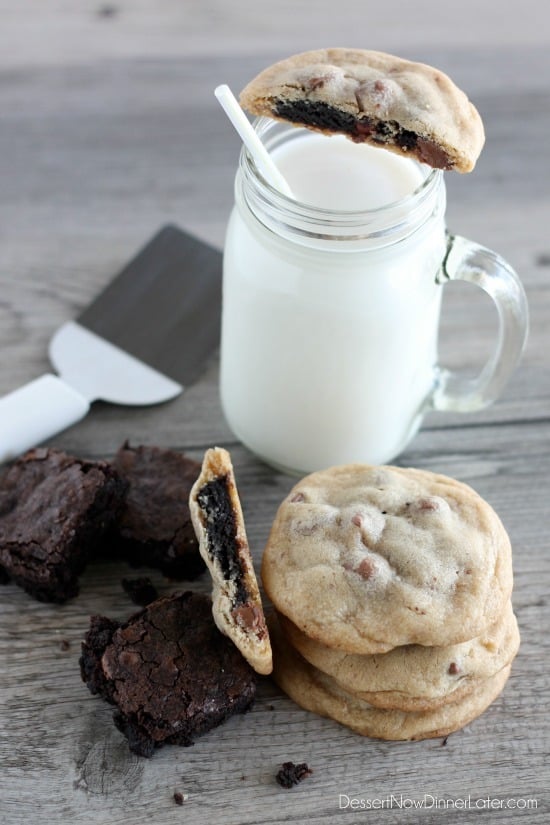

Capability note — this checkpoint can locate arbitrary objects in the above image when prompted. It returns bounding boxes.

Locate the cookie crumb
[60,639,71,651]
[441,735,449,747]
[121,577,159,606]
[173,791,186,805]
[275,761,313,788]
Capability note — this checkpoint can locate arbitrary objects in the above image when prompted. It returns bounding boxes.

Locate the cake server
[0,225,222,463]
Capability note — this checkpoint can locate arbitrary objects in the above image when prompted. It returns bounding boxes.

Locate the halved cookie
[190,447,272,675]
[240,48,485,172]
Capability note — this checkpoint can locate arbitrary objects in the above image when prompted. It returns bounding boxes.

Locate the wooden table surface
[1,2,549,823]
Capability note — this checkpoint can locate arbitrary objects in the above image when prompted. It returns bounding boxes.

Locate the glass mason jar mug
[220,119,528,475]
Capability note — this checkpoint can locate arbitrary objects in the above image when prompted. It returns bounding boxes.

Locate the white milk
[220,124,448,473]
[274,133,425,210]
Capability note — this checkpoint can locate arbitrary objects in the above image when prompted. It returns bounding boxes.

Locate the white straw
[214,84,293,197]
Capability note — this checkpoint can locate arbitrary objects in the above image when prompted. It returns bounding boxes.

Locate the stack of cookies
[262,464,519,740]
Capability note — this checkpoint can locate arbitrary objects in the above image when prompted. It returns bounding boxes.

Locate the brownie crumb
[173,791,185,805]
[121,576,159,606]
[60,639,71,651]
[275,761,313,789]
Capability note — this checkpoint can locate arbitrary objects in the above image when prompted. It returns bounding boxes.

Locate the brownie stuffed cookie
[262,464,513,655]
[240,48,485,172]
[190,447,273,675]
[269,616,511,742]
[277,600,519,712]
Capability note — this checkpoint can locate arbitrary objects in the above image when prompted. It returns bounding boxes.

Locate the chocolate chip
[306,76,330,91]
[418,498,440,512]
[356,558,376,580]
[416,137,452,169]
[231,603,264,633]
[173,791,185,805]
[448,662,460,675]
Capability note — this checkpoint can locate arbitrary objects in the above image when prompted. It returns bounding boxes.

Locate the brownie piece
[275,761,313,789]
[0,447,127,603]
[80,591,257,757]
[112,443,205,580]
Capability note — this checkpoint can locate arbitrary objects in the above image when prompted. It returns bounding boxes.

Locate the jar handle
[432,234,529,412]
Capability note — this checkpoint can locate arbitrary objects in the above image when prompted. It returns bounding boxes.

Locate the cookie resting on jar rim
[217,49,528,475]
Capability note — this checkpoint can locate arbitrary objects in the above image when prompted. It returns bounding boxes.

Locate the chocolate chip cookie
[277,600,519,711]
[240,48,485,172]
[269,616,511,741]
[262,464,513,654]
[190,447,272,675]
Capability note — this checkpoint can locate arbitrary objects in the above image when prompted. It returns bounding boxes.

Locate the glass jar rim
[238,117,443,243]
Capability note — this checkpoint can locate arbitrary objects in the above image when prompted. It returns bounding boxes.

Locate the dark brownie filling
[276,99,357,133]
[196,476,249,606]
[273,99,452,169]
